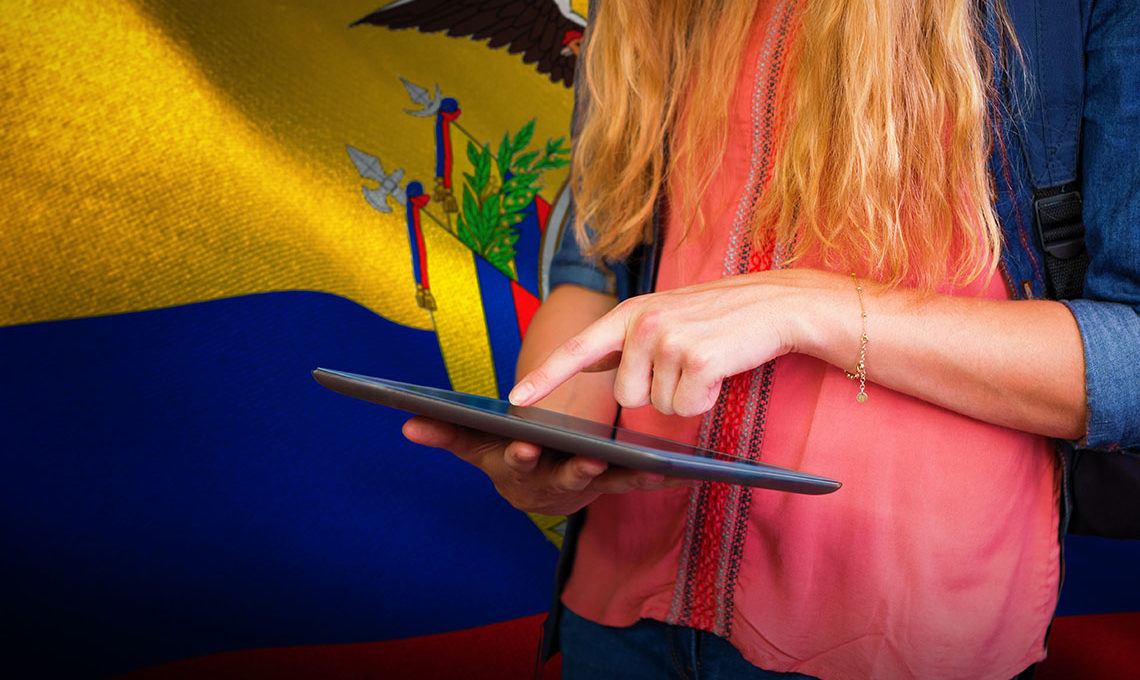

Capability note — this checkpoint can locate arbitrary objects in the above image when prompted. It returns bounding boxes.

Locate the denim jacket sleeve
[546,0,645,303]
[1062,0,1140,449]
[548,214,634,300]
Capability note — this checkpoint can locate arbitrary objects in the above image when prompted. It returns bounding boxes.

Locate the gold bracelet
[844,273,868,402]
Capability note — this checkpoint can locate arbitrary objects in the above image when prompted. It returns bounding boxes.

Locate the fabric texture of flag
[0,1,1136,679]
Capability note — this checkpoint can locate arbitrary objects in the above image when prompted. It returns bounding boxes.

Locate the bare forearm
[799,273,1087,440]
[517,284,620,423]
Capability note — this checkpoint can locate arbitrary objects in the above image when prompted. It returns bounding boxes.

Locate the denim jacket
[548,0,1140,452]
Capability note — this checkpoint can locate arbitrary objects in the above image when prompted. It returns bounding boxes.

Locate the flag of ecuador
[0,1,1136,679]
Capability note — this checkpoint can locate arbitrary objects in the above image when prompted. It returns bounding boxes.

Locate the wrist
[784,270,863,369]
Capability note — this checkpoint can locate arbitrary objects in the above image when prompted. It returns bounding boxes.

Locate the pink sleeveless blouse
[561,2,1060,679]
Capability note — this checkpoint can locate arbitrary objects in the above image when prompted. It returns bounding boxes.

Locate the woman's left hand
[510,269,846,417]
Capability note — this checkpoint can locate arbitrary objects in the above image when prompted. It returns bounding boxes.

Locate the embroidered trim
[667,0,799,637]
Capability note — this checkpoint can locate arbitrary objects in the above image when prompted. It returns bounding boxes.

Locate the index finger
[508,310,628,406]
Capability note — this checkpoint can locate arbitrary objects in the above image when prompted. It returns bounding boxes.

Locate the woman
[404,0,1140,678]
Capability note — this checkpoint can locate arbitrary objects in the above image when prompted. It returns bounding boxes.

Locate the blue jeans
[558,606,819,680]
[558,606,1039,680]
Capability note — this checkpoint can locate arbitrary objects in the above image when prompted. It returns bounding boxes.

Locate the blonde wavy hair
[571,0,1008,289]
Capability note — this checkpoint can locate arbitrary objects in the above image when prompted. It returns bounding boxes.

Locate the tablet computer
[313,368,841,495]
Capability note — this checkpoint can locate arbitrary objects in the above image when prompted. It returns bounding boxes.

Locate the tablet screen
[377,376,723,457]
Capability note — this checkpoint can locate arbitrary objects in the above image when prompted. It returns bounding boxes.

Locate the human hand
[402,416,688,516]
[510,270,846,417]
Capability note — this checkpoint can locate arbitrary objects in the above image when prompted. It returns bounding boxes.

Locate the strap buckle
[1034,189,1085,260]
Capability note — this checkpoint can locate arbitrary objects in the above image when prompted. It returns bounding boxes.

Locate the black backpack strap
[1034,183,1087,299]
[1007,0,1088,299]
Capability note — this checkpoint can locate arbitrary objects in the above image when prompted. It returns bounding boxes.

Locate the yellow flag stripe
[0,0,574,396]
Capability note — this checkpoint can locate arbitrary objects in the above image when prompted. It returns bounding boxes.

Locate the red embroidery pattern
[667,0,798,638]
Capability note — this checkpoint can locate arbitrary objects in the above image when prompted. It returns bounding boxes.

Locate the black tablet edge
[312,367,841,495]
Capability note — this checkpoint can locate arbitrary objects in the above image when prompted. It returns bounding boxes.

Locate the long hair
[571,0,1006,289]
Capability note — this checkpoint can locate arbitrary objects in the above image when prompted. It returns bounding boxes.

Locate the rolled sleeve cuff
[548,252,617,296]
[548,217,628,298]
[1063,298,1140,449]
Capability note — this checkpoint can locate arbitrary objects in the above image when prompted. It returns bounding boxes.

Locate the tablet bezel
[313,368,840,495]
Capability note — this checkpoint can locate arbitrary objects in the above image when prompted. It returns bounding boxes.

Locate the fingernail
[509,381,533,405]
[510,447,537,464]
[581,460,607,476]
